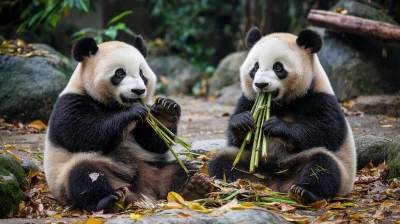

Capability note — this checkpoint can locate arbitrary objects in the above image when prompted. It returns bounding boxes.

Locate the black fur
[140,69,148,85]
[72,37,99,62]
[245,27,262,49]
[290,153,341,204]
[249,62,259,79]
[48,93,148,153]
[296,29,322,54]
[273,62,288,79]
[111,69,126,86]
[68,162,114,211]
[227,95,255,147]
[133,35,148,57]
[228,91,347,152]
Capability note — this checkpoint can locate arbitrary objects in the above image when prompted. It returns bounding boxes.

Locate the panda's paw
[95,186,129,213]
[230,111,255,132]
[152,97,181,116]
[262,116,289,139]
[289,184,321,205]
[179,172,214,201]
[131,104,148,121]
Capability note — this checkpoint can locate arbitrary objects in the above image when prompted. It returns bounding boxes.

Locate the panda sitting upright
[44,36,194,212]
[209,28,356,205]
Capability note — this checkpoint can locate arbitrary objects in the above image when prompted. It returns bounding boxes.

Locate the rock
[106,209,286,224]
[210,51,248,96]
[388,136,400,179]
[0,44,74,122]
[0,155,27,218]
[215,83,242,106]
[352,95,400,116]
[173,139,226,156]
[317,1,400,102]
[355,135,391,170]
[147,56,202,95]
[0,155,27,187]
[20,159,40,174]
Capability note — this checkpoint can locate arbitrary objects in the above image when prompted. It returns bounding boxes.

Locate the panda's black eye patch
[139,68,148,85]
[249,62,259,79]
[273,62,288,79]
[111,68,126,85]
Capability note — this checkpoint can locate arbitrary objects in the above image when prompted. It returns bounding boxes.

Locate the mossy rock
[0,43,74,122]
[388,136,400,179]
[0,155,27,218]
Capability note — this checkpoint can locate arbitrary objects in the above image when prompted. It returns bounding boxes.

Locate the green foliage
[17,0,91,33]
[71,10,135,43]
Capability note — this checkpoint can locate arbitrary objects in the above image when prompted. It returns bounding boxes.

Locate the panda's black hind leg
[68,162,127,212]
[289,153,341,204]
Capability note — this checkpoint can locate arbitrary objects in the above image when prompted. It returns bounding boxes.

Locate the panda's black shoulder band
[245,27,262,49]
[72,37,99,62]
[296,29,322,54]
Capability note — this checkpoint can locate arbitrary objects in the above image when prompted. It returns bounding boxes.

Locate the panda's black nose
[131,89,146,96]
[255,83,269,89]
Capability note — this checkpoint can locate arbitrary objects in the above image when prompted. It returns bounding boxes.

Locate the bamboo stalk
[261,93,272,158]
[139,100,190,173]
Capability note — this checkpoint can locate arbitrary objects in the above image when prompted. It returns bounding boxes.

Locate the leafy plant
[17,0,92,33]
[71,10,135,43]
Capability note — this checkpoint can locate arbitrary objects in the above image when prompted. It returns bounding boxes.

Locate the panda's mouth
[120,94,139,104]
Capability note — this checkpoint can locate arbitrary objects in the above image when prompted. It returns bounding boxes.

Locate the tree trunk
[307,9,400,43]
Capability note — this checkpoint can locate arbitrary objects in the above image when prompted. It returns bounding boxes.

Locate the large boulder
[215,83,242,106]
[147,56,202,95]
[388,136,400,179]
[0,43,74,123]
[355,135,391,170]
[209,51,248,96]
[317,0,400,101]
[0,155,27,218]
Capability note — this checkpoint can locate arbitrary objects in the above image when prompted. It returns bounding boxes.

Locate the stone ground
[1,96,399,223]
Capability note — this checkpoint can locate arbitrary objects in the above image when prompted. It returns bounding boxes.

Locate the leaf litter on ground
[2,133,400,223]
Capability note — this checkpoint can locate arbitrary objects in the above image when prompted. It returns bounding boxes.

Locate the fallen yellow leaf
[164,201,183,209]
[28,120,47,130]
[51,214,62,219]
[85,217,103,224]
[167,191,185,203]
[326,202,345,209]
[199,163,209,175]
[130,213,142,220]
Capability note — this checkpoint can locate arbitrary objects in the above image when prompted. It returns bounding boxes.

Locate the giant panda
[208,28,356,205]
[44,36,201,213]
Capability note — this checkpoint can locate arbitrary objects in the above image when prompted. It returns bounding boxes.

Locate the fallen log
[307,9,400,44]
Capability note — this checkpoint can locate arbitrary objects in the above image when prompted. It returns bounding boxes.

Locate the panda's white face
[240,35,314,102]
[80,42,156,107]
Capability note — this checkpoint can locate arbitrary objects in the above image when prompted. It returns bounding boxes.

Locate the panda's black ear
[296,29,322,54]
[245,27,262,49]
[133,35,148,57]
[72,37,98,62]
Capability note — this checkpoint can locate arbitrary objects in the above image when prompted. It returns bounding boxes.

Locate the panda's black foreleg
[68,162,127,212]
[289,153,340,204]
[208,150,253,182]
[132,97,181,154]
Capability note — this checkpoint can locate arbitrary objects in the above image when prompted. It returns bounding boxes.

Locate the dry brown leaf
[164,201,183,209]
[281,213,310,223]
[280,202,296,212]
[309,199,327,210]
[326,202,345,209]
